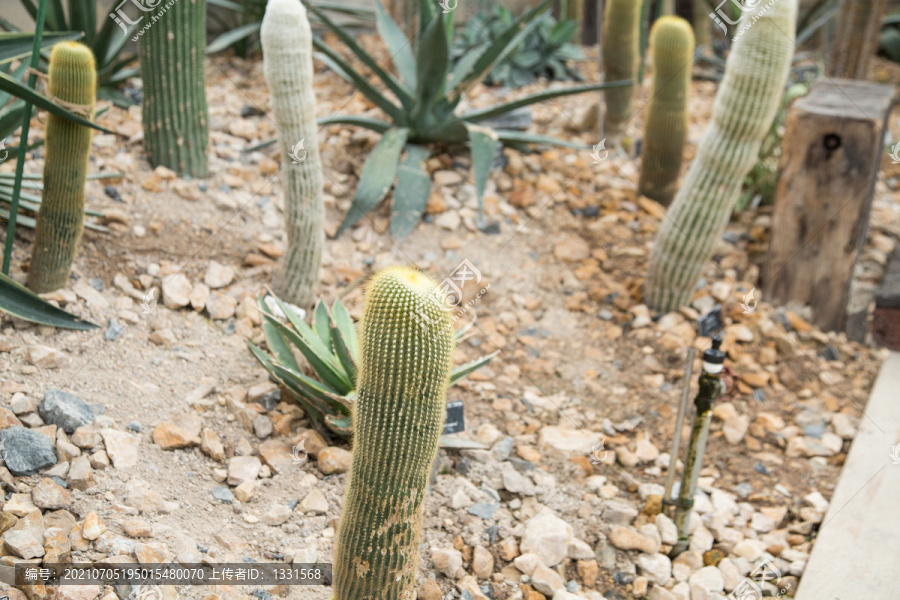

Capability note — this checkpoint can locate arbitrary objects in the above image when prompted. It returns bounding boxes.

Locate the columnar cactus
[334,267,454,600]
[602,0,641,142]
[638,16,694,206]
[29,42,96,293]
[261,0,324,308]
[692,0,712,52]
[138,0,209,177]
[644,0,797,312]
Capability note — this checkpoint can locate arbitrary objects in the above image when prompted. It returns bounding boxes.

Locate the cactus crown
[48,42,96,108]
[651,16,694,61]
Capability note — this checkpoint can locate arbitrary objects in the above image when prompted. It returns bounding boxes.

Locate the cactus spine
[28,42,96,293]
[638,16,694,206]
[261,0,324,308]
[644,0,797,313]
[138,0,209,177]
[602,0,641,142]
[334,267,454,600]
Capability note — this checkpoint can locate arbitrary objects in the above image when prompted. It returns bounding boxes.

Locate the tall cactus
[638,16,694,206]
[138,0,208,177]
[261,0,324,308]
[602,0,641,142]
[644,0,797,313]
[28,42,96,293]
[334,267,454,600]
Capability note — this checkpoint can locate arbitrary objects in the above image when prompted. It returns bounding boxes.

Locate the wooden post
[763,78,894,336]
[827,0,888,80]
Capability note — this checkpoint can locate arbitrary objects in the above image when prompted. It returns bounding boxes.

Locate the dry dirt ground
[1,39,900,600]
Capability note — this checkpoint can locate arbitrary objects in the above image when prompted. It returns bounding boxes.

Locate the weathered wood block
[763,78,894,336]
[873,246,900,349]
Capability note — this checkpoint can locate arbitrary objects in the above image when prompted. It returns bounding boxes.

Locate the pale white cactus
[261,0,324,308]
[644,0,798,313]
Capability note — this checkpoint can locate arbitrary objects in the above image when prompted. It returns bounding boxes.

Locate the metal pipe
[663,347,696,505]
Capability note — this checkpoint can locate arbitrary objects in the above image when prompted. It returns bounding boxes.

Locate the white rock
[300,489,328,514]
[162,273,192,309]
[688,566,724,593]
[717,558,741,593]
[101,429,140,469]
[830,413,857,439]
[723,415,749,444]
[567,538,594,560]
[538,426,602,458]
[451,488,471,510]
[431,547,463,579]
[609,526,659,554]
[502,462,535,496]
[732,540,766,562]
[26,345,67,368]
[204,261,235,289]
[292,547,318,563]
[803,491,829,513]
[519,511,573,567]
[532,564,565,596]
[513,552,541,575]
[637,553,672,586]
[750,512,775,533]
[648,587,677,600]
[655,513,678,545]
[691,527,714,552]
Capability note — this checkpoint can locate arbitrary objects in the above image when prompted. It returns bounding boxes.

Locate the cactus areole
[333,267,454,600]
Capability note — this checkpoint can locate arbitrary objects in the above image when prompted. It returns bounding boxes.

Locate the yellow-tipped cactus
[334,267,454,600]
[644,0,797,312]
[261,0,324,308]
[602,0,641,142]
[28,42,96,293]
[138,0,208,177]
[638,16,694,206]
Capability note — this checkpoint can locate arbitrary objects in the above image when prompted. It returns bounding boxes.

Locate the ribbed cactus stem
[261,0,324,308]
[138,0,208,177]
[602,0,641,142]
[334,267,454,600]
[692,0,711,52]
[644,0,796,313]
[28,42,96,293]
[639,16,693,206]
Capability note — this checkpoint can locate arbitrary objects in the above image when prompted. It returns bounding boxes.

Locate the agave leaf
[493,129,591,150]
[0,31,82,65]
[443,0,552,107]
[450,350,500,386]
[207,22,261,54]
[324,413,353,437]
[0,70,114,134]
[0,272,97,330]
[310,5,413,110]
[336,127,409,236]
[258,297,301,372]
[411,13,449,124]
[330,299,360,364]
[373,0,416,89]
[264,305,353,395]
[247,342,325,428]
[329,317,358,387]
[462,81,630,123]
[268,360,352,414]
[418,0,438,43]
[390,144,431,241]
[466,124,499,218]
[313,300,332,348]
[312,39,407,125]
[316,115,393,133]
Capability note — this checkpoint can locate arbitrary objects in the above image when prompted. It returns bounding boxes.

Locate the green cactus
[602,0,641,142]
[644,0,797,313]
[138,0,209,177]
[28,42,96,293]
[692,0,712,52]
[638,16,694,206]
[334,266,454,600]
[260,0,324,308]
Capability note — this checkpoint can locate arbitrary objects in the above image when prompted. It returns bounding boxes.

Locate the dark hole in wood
[823,133,841,151]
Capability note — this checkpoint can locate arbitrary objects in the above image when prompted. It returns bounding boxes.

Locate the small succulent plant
[247,293,497,438]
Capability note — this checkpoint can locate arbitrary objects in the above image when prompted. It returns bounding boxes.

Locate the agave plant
[311,0,629,240]
[0,0,140,106]
[450,6,585,88]
[247,294,497,438]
